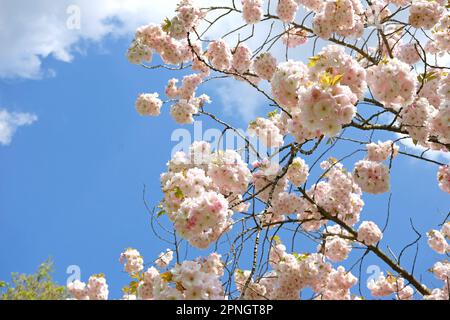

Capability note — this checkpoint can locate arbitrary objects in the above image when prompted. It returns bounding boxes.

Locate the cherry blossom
[120,248,144,275]
[77,0,450,301]
[271,60,309,109]
[248,117,284,148]
[277,0,299,23]
[242,0,264,24]
[253,52,277,81]
[427,229,448,254]
[135,93,163,116]
[353,160,390,194]
[357,221,383,246]
[367,58,417,108]
[287,157,309,186]
[408,1,444,30]
[68,274,109,300]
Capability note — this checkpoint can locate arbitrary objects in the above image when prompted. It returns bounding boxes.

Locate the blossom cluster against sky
[0,0,448,298]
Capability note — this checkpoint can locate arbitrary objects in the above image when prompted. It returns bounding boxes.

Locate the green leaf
[271,235,282,245]
[267,109,278,119]
[293,252,309,262]
[173,186,184,199]
[157,209,167,217]
[308,55,320,68]
[162,17,172,33]
[161,271,173,282]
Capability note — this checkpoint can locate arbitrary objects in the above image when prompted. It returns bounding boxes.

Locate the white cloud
[0,109,38,145]
[0,0,275,115]
[0,1,317,119]
[0,0,190,79]
[214,79,270,122]
[397,134,450,163]
[0,0,252,79]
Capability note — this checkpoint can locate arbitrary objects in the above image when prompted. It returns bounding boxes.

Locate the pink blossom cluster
[297,84,357,137]
[207,150,252,194]
[169,100,199,124]
[160,142,252,247]
[287,111,321,144]
[234,269,270,299]
[137,252,225,300]
[269,110,289,135]
[418,70,444,108]
[352,141,397,195]
[252,160,288,203]
[357,221,383,246]
[68,274,109,300]
[271,60,309,109]
[120,248,144,275]
[426,14,450,54]
[367,58,417,108]
[425,284,449,300]
[442,222,450,238]
[298,160,364,229]
[439,73,450,102]
[232,43,253,74]
[266,191,302,225]
[269,249,332,298]
[366,140,399,162]
[368,273,414,300]
[408,0,444,30]
[431,260,450,282]
[155,249,174,269]
[137,72,209,124]
[242,0,264,24]
[277,0,299,23]
[313,0,364,39]
[320,266,357,300]
[296,0,323,12]
[400,98,437,147]
[137,267,160,299]
[178,74,204,100]
[166,0,205,39]
[206,39,233,71]
[175,0,205,32]
[237,241,358,300]
[387,0,411,6]
[308,45,367,99]
[161,167,214,214]
[322,225,352,262]
[135,93,162,116]
[163,75,210,124]
[287,157,309,186]
[425,257,449,300]
[248,117,284,148]
[365,0,391,27]
[425,257,449,298]
[133,24,191,65]
[430,102,450,145]
[437,165,450,194]
[171,188,231,249]
[394,43,421,65]
[253,53,277,81]
[282,28,308,48]
[353,160,390,194]
[127,39,152,65]
[427,229,449,254]
[169,254,225,299]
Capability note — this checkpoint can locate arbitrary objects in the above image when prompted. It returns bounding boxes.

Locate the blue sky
[0,1,449,299]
